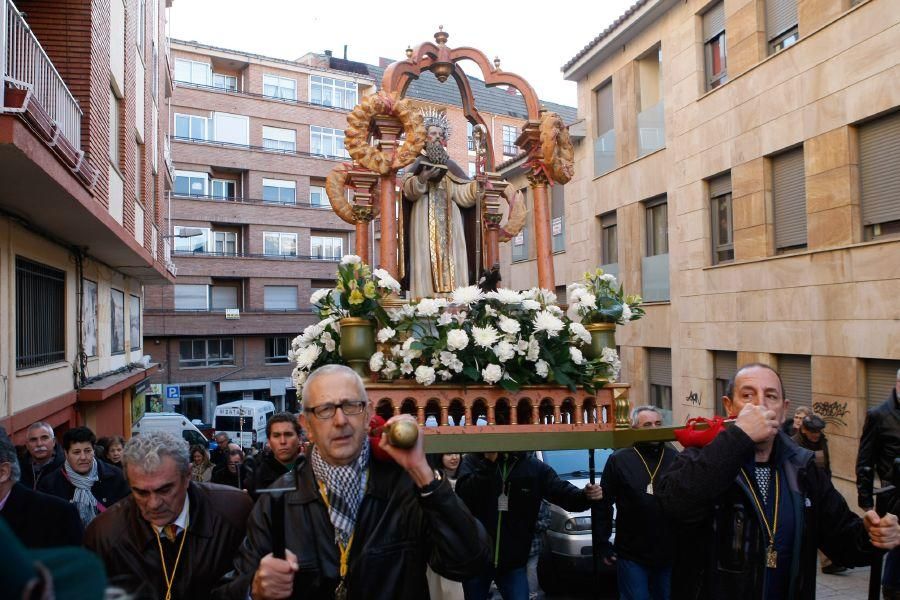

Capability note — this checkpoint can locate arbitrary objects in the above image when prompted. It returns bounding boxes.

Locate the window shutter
[772,147,807,249]
[766,0,798,39]
[703,2,726,41]
[708,172,731,198]
[264,286,298,310]
[648,348,672,386]
[859,111,900,227]
[867,359,900,409]
[714,351,737,381]
[596,82,614,134]
[262,126,296,144]
[212,112,248,145]
[211,286,237,310]
[174,285,208,310]
[779,354,811,410]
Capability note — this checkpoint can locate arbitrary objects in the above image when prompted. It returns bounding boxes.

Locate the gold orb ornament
[385,420,419,449]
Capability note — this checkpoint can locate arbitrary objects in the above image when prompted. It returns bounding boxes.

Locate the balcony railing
[172,135,350,161]
[1,0,82,150]
[174,79,353,113]
[173,249,341,262]
[171,191,334,209]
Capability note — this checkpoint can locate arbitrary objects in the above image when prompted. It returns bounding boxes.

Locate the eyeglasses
[305,400,367,420]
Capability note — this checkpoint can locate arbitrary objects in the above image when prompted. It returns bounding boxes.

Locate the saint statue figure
[401,109,481,298]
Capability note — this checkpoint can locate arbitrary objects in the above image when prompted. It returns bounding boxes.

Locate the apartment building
[0,0,174,442]
[540,0,900,501]
[144,40,574,423]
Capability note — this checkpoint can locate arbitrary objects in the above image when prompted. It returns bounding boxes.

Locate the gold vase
[339,317,376,380]
[583,322,616,360]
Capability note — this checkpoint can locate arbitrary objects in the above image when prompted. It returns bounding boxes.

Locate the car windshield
[543,449,613,479]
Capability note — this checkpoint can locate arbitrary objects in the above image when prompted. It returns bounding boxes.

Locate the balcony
[173,251,341,279]
[174,79,353,113]
[172,136,344,178]
[144,308,318,337]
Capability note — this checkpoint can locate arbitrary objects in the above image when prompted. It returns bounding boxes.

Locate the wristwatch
[417,469,443,496]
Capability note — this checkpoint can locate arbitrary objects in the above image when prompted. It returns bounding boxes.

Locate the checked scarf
[64,459,100,527]
[310,439,370,546]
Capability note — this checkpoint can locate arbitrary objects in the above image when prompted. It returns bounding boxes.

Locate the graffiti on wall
[812,401,850,428]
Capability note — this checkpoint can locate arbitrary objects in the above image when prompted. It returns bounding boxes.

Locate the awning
[77,364,160,402]
[218,377,292,395]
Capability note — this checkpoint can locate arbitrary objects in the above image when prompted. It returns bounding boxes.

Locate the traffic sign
[165,385,180,400]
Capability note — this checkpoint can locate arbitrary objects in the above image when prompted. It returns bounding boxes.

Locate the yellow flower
[348,279,358,290]
[349,289,365,305]
[335,280,345,292]
[363,281,377,299]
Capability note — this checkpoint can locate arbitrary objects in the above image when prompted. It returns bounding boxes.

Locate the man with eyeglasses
[215,364,490,600]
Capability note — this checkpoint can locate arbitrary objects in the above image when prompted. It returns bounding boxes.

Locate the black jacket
[37,459,131,510]
[18,444,65,489]
[85,482,253,599]
[211,462,253,489]
[856,389,900,509]
[214,453,490,600]
[0,482,83,548]
[246,450,297,500]
[657,427,879,600]
[455,452,592,572]
[597,443,678,566]
[210,446,229,468]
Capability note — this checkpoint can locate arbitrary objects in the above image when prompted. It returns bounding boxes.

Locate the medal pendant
[646,482,653,495]
[766,545,777,569]
[335,580,347,600]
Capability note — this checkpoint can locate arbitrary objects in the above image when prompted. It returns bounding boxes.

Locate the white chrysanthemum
[498,315,521,335]
[451,285,484,306]
[472,325,500,348]
[340,254,362,266]
[377,327,396,343]
[533,310,565,337]
[621,303,633,321]
[437,312,453,326]
[481,364,503,384]
[415,365,436,386]
[291,366,308,388]
[580,293,597,310]
[521,299,541,312]
[369,351,384,372]
[373,268,401,292]
[446,329,470,351]
[488,288,522,304]
[453,311,468,325]
[295,344,321,370]
[438,369,453,381]
[516,338,530,355]
[493,341,515,363]
[547,305,564,317]
[536,288,557,304]
[566,303,583,323]
[569,347,585,365]
[569,322,591,345]
[310,288,331,305]
[568,283,587,303]
[526,336,540,361]
[535,359,549,378]
[600,273,617,284]
[416,297,446,317]
[321,332,336,353]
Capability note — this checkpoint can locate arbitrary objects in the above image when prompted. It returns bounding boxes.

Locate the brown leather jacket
[85,482,253,599]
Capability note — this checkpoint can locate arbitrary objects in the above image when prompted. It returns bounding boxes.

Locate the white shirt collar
[152,492,190,534]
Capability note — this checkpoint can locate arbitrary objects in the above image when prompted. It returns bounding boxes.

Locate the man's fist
[252,550,299,599]
[734,403,780,444]
[864,511,900,549]
[584,483,603,501]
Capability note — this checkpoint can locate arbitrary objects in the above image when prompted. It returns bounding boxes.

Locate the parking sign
[165,385,180,400]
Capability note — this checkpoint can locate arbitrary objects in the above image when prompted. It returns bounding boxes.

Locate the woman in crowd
[426,453,465,600]
[190,444,214,482]
[99,436,125,469]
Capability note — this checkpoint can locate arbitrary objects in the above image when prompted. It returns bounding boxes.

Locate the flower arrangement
[311,255,401,323]
[566,268,644,325]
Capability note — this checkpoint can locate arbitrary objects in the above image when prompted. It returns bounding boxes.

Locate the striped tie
[163,524,178,543]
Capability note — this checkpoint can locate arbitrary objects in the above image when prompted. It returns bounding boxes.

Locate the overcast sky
[169,0,635,108]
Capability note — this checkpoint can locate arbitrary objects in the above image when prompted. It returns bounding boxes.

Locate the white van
[214,400,275,449]
[132,413,209,448]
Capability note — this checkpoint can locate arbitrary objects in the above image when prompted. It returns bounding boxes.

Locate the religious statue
[401,108,482,298]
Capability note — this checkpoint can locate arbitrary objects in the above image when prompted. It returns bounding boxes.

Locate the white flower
[438,369,453,381]
[437,312,453,326]
[377,327,396,343]
[567,283,586,303]
[369,351,384,372]
[521,299,541,311]
[498,315,521,335]
[415,365,436,386]
[291,366,308,388]
[493,341,515,363]
[566,302,583,323]
[516,338,530,355]
[621,303,633,321]
[295,344,321,370]
[321,332,336,352]
[453,311,468,325]
[569,347,585,365]
[401,336,422,359]
[569,322,591,345]
[488,288,522,304]
[481,364,503,384]
[446,329,470,351]
[391,344,403,358]
[451,285,484,306]
[439,351,456,367]
[373,268,401,292]
[535,359,549,378]
[526,336,540,361]
[580,293,597,310]
[416,297,446,317]
[310,288,331,305]
[484,305,498,317]
[340,254,362,266]
[533,310,565,337]
[547,305,564,317]
[536,288,557,304]
[472,325,500,348]
[601,273,617,284]
[400,361,414,375]
[601,347,622,382]
[383,360,398,376]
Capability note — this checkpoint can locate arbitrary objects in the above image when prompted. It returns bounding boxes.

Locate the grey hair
[27,421,55,438]
[301,364,368,410]
[631,405,662,427]
[122,431,191,476]
[896,368,900,380]
[794,406,811,417]
[0,428,22,482]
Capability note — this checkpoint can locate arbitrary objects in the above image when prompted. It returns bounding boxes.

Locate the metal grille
[778,354,811,410]
[772,147,807,250]
[16,257,65,370]
[867,359,900,410]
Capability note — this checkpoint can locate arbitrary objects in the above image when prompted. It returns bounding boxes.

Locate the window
[15,257,65,370]
[468,162,476,178]
[173,226,210,252]
[173,59,211,85]
[772,146,807,252]
[310,185,328,207]
[136,0,146,55]
[310,126,349,158]
[778,354,811,411]
[646,196,668,256]
[511,188,529,262]
[310,75,358,109]
[213,73,238,91]
[709,172,734,264]
[648,348,672,423]
[713,350,737,417]
[703,2,727,90]
[110,288,125,354]
[262,126,297,152]
[310,235,344,260]
[213,231,237,255]
[212,112,249,146]
[262,179,296,204]
[210,284,238,310]
[637,45,664,156]
[82,279,98,358]
[174,170,208,197]
[265,337,291,364]
[174,284,209,311]
[867,359,900,409]
[502,125,518,156]
[264,286,298,311]
[152,42,159,99]
[129,294,141,350]
[211,179,237,200]
[467,122,475,152]
[600,211,618,267]
[859,111,900,240]
[594,81,615,175]
[263,74,296,100]
[551,183,565,253]
[643,196,670,302]
[766,0,799,54]
[179,338,234,367]
[264,232,298,256]
[109,88,121,165]
[174,113,208,141]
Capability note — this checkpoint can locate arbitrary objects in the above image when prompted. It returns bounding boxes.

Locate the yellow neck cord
[633,446,665,484]
[740,468,780,547]
[153,513,189,600]
[318,481,355,579]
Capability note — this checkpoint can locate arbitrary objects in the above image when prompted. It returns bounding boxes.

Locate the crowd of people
[2,362,900,600]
